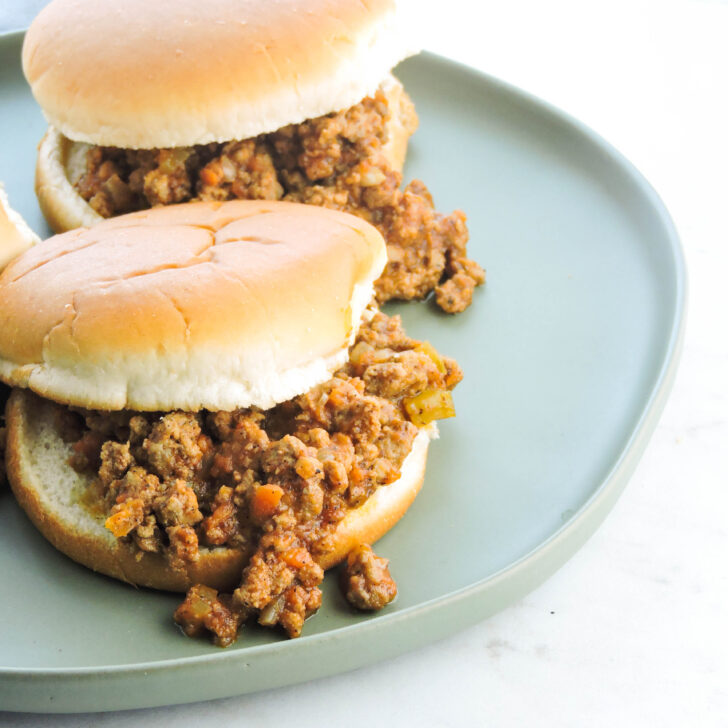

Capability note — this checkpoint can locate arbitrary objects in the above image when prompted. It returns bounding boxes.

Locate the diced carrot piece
[199,167,221,186]
[281,547,308,570]
[327,386,348,408]
[250,484,284,522]
[104,498,144,538]
[348,463,366,486]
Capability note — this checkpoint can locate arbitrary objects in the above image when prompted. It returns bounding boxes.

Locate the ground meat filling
[64,312,463,645]
[342,543,397,611]
[75,89,484,313]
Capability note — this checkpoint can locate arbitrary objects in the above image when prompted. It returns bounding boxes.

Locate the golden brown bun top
[0,200,387,411]
[23,0,418,149]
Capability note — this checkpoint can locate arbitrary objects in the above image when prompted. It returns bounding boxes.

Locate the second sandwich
[24,0,484,313]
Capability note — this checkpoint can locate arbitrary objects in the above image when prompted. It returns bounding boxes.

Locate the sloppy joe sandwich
[24,0,484,313]
[0,185,39,487]
[1,200,463,645]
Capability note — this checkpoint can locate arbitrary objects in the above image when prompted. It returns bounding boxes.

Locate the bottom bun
[6,389,431,592]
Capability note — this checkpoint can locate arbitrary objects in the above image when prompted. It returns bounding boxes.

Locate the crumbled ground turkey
[342,544,397,611]
[63,311,462,645]
[76,89,484,313]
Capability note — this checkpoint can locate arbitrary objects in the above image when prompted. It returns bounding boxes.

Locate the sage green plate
[0,32,685,713]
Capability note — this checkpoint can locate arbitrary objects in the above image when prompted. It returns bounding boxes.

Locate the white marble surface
[2,1,727,725]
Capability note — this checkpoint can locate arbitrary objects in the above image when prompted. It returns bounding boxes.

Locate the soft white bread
[0,200,387,412]
[23,0,418,149]
[34,75,419,235]
[6,389,432,592]
[35,131,102,234]
[0,184,40,271]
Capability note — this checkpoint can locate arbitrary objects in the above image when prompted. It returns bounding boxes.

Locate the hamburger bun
[34,75,419,234]
[0,200,387,412]
[0,184,40,271]
[23,0,417,150]
[5,388,433,592]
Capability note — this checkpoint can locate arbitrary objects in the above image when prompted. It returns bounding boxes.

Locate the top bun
[22,0,418,149]
[0,200,387,412]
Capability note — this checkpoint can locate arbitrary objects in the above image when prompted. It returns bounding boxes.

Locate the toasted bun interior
[6,389,432,592]
[23,0,418,149]
[0,185,40,271]
[35,75,418,235]
[0,200,387,412]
